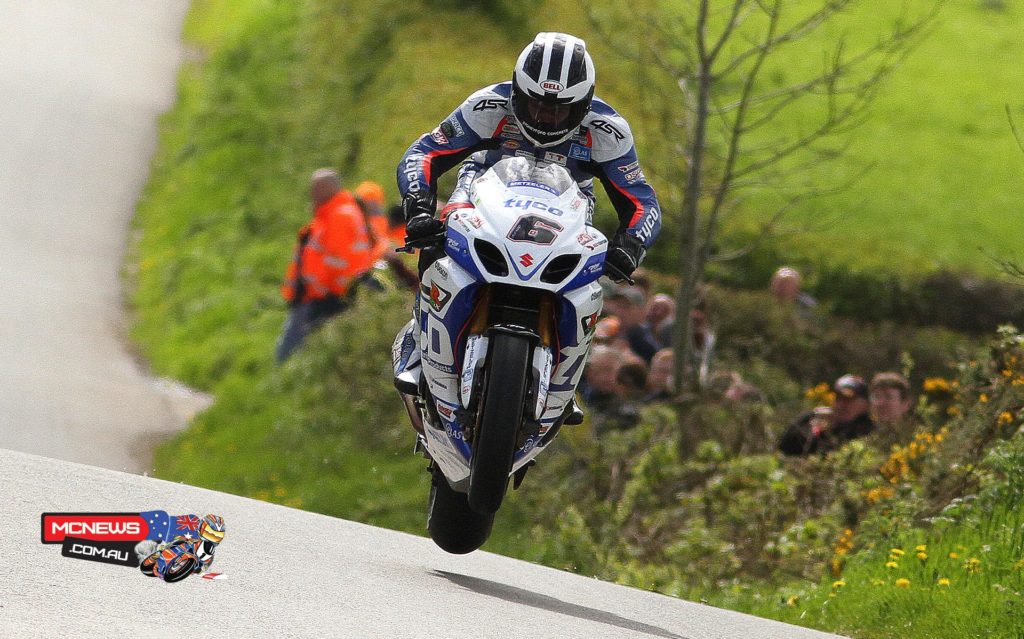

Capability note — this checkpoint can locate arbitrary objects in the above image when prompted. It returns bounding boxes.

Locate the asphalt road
[0,0,208,473]
[2,448,845,639]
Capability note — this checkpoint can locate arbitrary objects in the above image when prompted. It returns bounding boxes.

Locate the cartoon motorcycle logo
[140,537,200,583]
[139,514,225,583]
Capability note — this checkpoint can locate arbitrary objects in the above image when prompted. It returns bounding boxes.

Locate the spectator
[869,372,915,448]
[778,374,874,456]
[276,168,375,363]
[379,202,420,291]
[354,180,390,262]
[769,266,818,317]
[593,315,624,348]
[870,372,913,423]
[604,285,659,363]
[579,346,645,430]
[386,204,407,246]
[645,293,675,347]
[651,288,716,386]
[689,302,716,386]
[617,359,649,401]
[646,348,674,400]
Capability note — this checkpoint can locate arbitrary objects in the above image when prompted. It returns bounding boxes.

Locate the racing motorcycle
[393,157,625,554]
[139,537,200,583]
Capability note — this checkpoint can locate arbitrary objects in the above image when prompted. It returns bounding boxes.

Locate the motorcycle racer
[397,31,662,282]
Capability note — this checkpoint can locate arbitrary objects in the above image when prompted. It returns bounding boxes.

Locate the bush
[707,241,1024,333]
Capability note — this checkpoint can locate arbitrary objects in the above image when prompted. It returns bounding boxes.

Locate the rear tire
[427,467,495,554]
[468,332,531,514]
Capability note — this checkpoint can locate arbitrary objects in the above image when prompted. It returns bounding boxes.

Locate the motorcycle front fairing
[415,158,608,489]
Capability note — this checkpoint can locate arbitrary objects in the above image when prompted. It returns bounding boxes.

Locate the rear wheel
[427,466,495,554]
[468,332,531,514]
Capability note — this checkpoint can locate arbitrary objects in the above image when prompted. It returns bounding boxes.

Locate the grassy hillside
[131,1,1024,637]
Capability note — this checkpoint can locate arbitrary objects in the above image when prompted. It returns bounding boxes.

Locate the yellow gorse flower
[804,382,836,406]
[963,557,982,574]
[864,486,895,503]
[923,377,952,393]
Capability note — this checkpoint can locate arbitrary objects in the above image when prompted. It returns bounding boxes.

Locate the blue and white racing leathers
[396,81,662,250]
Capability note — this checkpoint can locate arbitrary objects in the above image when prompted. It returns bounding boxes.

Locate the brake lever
[603,262,635,286]
[396,231,447,253]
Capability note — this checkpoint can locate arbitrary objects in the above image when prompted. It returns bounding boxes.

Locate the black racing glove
[604,232,647,283]
[405,213,445,243]
[402,191,435,221]
[402,192,444,243]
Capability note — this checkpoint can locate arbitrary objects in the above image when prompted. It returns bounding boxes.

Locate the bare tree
[589,0,941,399]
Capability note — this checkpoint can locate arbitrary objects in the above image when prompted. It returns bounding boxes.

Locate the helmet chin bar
[518,120,576,148]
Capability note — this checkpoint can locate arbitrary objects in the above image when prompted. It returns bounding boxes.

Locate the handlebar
[396,231,447,253]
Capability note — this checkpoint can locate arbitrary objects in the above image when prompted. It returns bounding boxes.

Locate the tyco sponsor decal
[42,511,227,583]
[441,116,464,139]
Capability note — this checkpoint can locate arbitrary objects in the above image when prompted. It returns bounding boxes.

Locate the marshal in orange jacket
[281,190,374,304]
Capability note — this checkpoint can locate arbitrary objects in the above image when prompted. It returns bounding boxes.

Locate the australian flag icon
[141,511,203,542]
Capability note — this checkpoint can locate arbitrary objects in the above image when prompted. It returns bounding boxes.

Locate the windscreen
[485,156,576,198]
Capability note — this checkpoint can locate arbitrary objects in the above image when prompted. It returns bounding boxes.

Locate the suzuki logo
[519,253,534,267]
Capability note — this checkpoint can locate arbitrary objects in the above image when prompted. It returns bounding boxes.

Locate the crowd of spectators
[578,264,921,455]
[577,271,737,430]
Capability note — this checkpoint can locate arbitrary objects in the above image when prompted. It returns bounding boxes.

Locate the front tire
[427,467,495,554]
[468,332,531,514]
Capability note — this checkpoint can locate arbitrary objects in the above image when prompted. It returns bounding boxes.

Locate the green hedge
[709,240,1024,333]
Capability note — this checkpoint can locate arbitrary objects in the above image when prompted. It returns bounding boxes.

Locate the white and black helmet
[512,32,596,148]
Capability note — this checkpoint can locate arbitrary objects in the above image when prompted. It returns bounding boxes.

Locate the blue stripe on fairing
[506,246,553,281]
[438,282,482,374]
[559,252,605,293]
[445,228,483,280]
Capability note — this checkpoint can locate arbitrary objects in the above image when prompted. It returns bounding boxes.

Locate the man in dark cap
[778,374,875,456]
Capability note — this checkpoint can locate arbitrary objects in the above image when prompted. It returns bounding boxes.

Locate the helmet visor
[526,99,573,128]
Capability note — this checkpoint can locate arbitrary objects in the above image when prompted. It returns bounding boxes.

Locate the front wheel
[427,467,495,554]
[468,332,531,514]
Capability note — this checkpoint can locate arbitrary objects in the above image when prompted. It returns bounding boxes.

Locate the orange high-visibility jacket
[366,214,392,262]
[282,190,374,303]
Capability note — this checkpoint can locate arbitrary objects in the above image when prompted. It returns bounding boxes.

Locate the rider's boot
[564,399,585,426]
[392,318,422,396]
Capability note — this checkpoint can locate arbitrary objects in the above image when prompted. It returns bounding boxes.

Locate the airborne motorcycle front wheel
[467,332,531,514]
[427,465,495,554]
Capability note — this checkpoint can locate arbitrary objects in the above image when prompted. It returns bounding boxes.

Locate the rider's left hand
[605,231,646,283]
